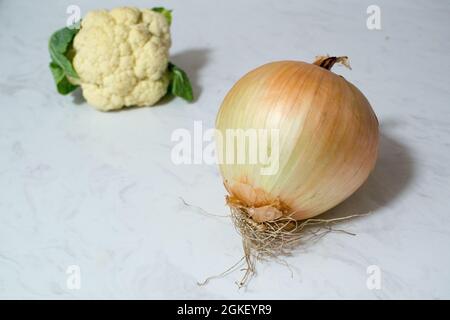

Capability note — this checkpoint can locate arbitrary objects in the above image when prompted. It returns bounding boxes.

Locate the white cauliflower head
[72,7,171,111]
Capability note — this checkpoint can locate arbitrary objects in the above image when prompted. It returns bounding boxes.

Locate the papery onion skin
[216,60,379,221]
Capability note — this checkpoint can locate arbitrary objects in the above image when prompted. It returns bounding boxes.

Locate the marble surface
[1,0,450,299]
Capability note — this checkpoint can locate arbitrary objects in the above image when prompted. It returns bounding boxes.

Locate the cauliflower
[48,7,193,111]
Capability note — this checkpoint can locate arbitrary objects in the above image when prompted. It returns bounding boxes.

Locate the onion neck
[313,55,352,71]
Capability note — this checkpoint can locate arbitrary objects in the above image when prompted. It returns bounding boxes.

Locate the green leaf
[49,62,65,83]
[49,27,79,78]
[49,27,78,54]
[49,62,78,95]
[168,62,194,102]
[152,7,172,25]
[48,26,80,95]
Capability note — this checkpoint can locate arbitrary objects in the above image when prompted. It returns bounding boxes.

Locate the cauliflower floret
[72,7,171,111]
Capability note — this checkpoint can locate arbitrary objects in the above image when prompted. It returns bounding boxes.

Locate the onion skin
[216,60,379,221]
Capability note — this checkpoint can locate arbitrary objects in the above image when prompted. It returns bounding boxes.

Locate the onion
[215,56,379,269]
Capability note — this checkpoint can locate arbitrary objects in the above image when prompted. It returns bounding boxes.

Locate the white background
[0,0,449,299]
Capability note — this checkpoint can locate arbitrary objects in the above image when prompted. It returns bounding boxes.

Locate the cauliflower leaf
[48,26,80,95]
[168,63,194,102]
[151,7,172,25]
[49,62,79,95]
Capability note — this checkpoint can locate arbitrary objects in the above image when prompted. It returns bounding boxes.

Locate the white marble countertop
[1,0,449,299]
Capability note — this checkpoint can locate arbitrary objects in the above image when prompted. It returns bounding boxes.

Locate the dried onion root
[228,197,365,287]
[197,196,366,288]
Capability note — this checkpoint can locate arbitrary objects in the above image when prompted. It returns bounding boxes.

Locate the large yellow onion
[216,56,379,223]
